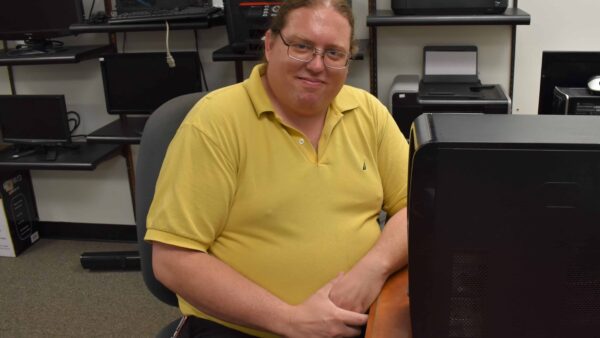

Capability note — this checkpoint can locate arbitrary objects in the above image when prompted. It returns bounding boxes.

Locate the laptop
[419,46,483,100]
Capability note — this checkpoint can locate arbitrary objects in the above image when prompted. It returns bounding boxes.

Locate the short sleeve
[145,120,237,252]
[375,99,409,216]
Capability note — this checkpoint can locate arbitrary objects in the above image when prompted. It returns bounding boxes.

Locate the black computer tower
[223,0,280,52]
[552,87,600,115]
[408,113,600,338]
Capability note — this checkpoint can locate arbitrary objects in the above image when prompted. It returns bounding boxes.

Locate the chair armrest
[365,267,412,338]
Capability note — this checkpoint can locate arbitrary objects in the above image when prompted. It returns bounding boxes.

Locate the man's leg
[173,316,257,338]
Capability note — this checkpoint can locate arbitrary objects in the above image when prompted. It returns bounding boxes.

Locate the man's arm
[152,241,369,337]
[328,207,408,313]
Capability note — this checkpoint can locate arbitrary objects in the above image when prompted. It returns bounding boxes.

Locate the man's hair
[268,0,357,55]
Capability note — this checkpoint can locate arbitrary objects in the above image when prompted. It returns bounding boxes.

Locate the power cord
[165,21,176,68]
[194,29,209,91]
[122,32,127,53]
[87,0,97,21]
[67,111,81,134]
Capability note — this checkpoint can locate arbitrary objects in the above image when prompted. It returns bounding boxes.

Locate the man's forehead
[282,11,351,46]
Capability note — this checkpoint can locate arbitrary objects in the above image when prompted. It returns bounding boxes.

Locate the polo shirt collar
[243,64,274,118]
[243,63,360,118]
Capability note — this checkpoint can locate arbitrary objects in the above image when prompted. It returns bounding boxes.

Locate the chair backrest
[135,92,206,306]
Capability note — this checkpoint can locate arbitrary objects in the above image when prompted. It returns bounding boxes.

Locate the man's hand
[329,208,409,313]
[281,275,368,338]
[328,264,387,313]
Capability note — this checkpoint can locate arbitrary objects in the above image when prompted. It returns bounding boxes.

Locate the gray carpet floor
[0,238,180,337]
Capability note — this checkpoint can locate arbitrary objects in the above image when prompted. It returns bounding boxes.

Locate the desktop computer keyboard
[108,6,221,24]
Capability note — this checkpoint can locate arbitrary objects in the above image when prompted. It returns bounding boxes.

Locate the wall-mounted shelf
[0,143,120,171]
[69,14,224,33]
[87,116,148,145]
[367,8,530,26]
[0,45,114,66]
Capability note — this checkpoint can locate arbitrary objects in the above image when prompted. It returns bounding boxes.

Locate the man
[145,0,409,337]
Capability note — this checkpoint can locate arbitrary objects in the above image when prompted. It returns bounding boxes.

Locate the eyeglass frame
[277,32,352,70]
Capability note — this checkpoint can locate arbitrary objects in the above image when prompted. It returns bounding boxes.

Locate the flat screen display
[424,51,478,76]
[0,0,84,41]
[422,46,479,83]
[100,52,202,115]
[539,51,600,115]
[0,95,71,144]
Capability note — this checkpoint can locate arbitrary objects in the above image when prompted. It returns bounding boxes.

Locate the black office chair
[135,92,206,337]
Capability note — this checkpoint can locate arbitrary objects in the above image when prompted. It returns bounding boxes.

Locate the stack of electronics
[109,0,221,24]
[223,0,282,53]
[389,46,509,138]
[87,52,202,143]
[392,0,508,15]
[551,73,600,115]
[552,84,600,116]
[0,0,85,56]
[538,51,600,115]
[0,95,73,161]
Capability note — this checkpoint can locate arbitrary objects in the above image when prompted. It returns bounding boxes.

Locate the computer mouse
[587,75,600,95]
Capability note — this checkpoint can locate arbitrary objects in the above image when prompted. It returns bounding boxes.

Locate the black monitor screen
[539,51,600,115]
[0,0,84,41]
[0,95,71,144]
[100,52,203,115]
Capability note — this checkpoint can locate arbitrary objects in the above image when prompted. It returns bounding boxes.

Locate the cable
[67,111,81,134]
[165,21,176,68]
[194,29,209,91]
[122,32,127,53]
[87,0,97,21]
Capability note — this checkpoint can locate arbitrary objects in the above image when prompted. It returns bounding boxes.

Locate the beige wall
[1,0,596,225]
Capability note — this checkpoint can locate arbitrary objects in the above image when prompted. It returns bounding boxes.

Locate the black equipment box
[392,0,508,15]
[389,75,509,138]
[408,113,600,338]
[552,87,600,115]
[223,0,282,53]
[0,170,39,257]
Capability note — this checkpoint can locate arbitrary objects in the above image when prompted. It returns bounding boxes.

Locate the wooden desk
[365,268,412,338]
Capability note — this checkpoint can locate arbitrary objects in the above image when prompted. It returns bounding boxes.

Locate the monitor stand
[10,146,39,159]
[10,144,80,161]
[6,39,68,57]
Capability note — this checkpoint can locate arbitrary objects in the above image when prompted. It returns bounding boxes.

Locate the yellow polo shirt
[145,64,409,337]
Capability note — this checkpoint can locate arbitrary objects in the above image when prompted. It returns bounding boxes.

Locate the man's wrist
[360,251,396,280]
[265,303,295,336]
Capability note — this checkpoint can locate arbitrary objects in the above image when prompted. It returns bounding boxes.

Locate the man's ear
[264,29,273,62]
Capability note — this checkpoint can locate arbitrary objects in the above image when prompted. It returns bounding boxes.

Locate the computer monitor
[0,95,71,145]
[0,0,84,54]
[100,52,203,115]
[539,51,600,115]
[408,113,600,338]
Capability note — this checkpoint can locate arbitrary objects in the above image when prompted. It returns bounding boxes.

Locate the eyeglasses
[278,33,351,70]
